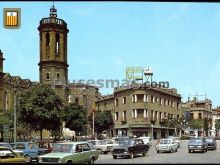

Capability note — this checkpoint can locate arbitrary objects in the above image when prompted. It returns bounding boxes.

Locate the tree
[18,85,63,141]
[190,119,204,130]
[215,119,220,137]
[204,118,212,136]
[63,103,87,135]
[91,110,114,136]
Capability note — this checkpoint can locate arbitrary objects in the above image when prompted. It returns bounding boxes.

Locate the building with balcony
[96,84,184,139]
[184,96,213,136]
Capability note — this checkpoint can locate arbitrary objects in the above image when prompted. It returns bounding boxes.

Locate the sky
[0,2,220,107]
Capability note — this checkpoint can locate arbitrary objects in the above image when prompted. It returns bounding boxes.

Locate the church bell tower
[38,5,69,102]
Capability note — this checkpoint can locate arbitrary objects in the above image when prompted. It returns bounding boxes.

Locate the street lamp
[151,124,154,140]
[13,89,17,143]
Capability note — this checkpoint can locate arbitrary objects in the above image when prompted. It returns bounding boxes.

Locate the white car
[0,142,24,156]
[102,139,119,152]
[137,137,152,146]
[155,139,179,153]
[167,136,180,148]
[87,140,110,154]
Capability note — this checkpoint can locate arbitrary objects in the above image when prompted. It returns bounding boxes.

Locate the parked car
[10,142,49,163]
[0,146,26,163]
[0,142,24,156]
[112,137,149,159]
[137,136,152,146]
[38,141,100,164]
[37,141,53,153]
[204,137,217,150]
[167,136,181,148]
[188,137,208,153]
[155,138,179,153]
[102,139,119,152]
[87,140,110,154]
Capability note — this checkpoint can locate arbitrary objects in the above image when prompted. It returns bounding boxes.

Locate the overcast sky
[1,2,220,107]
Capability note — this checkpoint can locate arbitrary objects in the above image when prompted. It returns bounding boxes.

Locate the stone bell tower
[38,5,69,103]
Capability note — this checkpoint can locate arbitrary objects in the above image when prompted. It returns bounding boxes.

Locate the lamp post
[151,124,154,140]
[13,89,17,143]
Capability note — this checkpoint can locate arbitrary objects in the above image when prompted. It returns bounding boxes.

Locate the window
[123,111,126,121]
[115,112,119,121]
[160,98,163,105]
[123,97,126,104]
[46,33,50,46]
[56,73,60,79]
[198,113,202,119]
[46,72,50,80]
[55,33,60,53]
[115,99,118,106]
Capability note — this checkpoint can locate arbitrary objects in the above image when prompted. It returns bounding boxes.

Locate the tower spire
[50,2,57,18]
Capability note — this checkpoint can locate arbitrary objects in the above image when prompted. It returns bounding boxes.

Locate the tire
[170,148,174,153]
[88,157,95,164]
[175,148,178,152]
[66,160,73,164]
[188,149,191,153]
[97,149,102,154]
[157,150,160,154]
[129,152,134,159]
[113,155,117,159]
[142,151,146,156]
[24,155,32,163]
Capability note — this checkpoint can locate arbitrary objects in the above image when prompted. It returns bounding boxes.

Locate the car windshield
[160,140,171,144]
[51,143,73,153]
[189,138,202,143]
[28,143,38,149]
[118,139,133,146]
[205,138,214,143]
[0,143,13,150]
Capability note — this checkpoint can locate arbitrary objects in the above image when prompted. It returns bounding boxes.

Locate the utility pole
[13,91,17,143]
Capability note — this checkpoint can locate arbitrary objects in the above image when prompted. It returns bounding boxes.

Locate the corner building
[96,85,184,139]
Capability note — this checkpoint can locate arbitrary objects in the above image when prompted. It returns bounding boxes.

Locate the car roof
[0,146,12,150]
[54,141,89,145]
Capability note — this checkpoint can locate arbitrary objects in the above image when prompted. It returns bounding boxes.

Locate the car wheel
[24,155,32,163]
[170,148,174,153]
[97,149,102,154]
[66,160,73,164]
[88,157,95,164]
[188,149,191,153]
[175,148,178,152]
[157,150,160,154]
[129,152,134,159]
[142,151,146,156]
[113,155,117,159]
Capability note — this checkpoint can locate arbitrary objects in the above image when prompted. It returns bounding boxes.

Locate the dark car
[188,137,208,153]
[204,137,217,150]
[112,137,149,159]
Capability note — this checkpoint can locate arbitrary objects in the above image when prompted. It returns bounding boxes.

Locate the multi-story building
[210,107,220,137]
[184,96,212,136]
[96,84,184,139]
[185,97,212,120]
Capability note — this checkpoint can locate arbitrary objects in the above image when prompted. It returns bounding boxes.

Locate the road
[95,140,220,164]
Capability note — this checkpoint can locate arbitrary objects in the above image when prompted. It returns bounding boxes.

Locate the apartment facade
[96,85,184,139]
[184,97,212,136]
